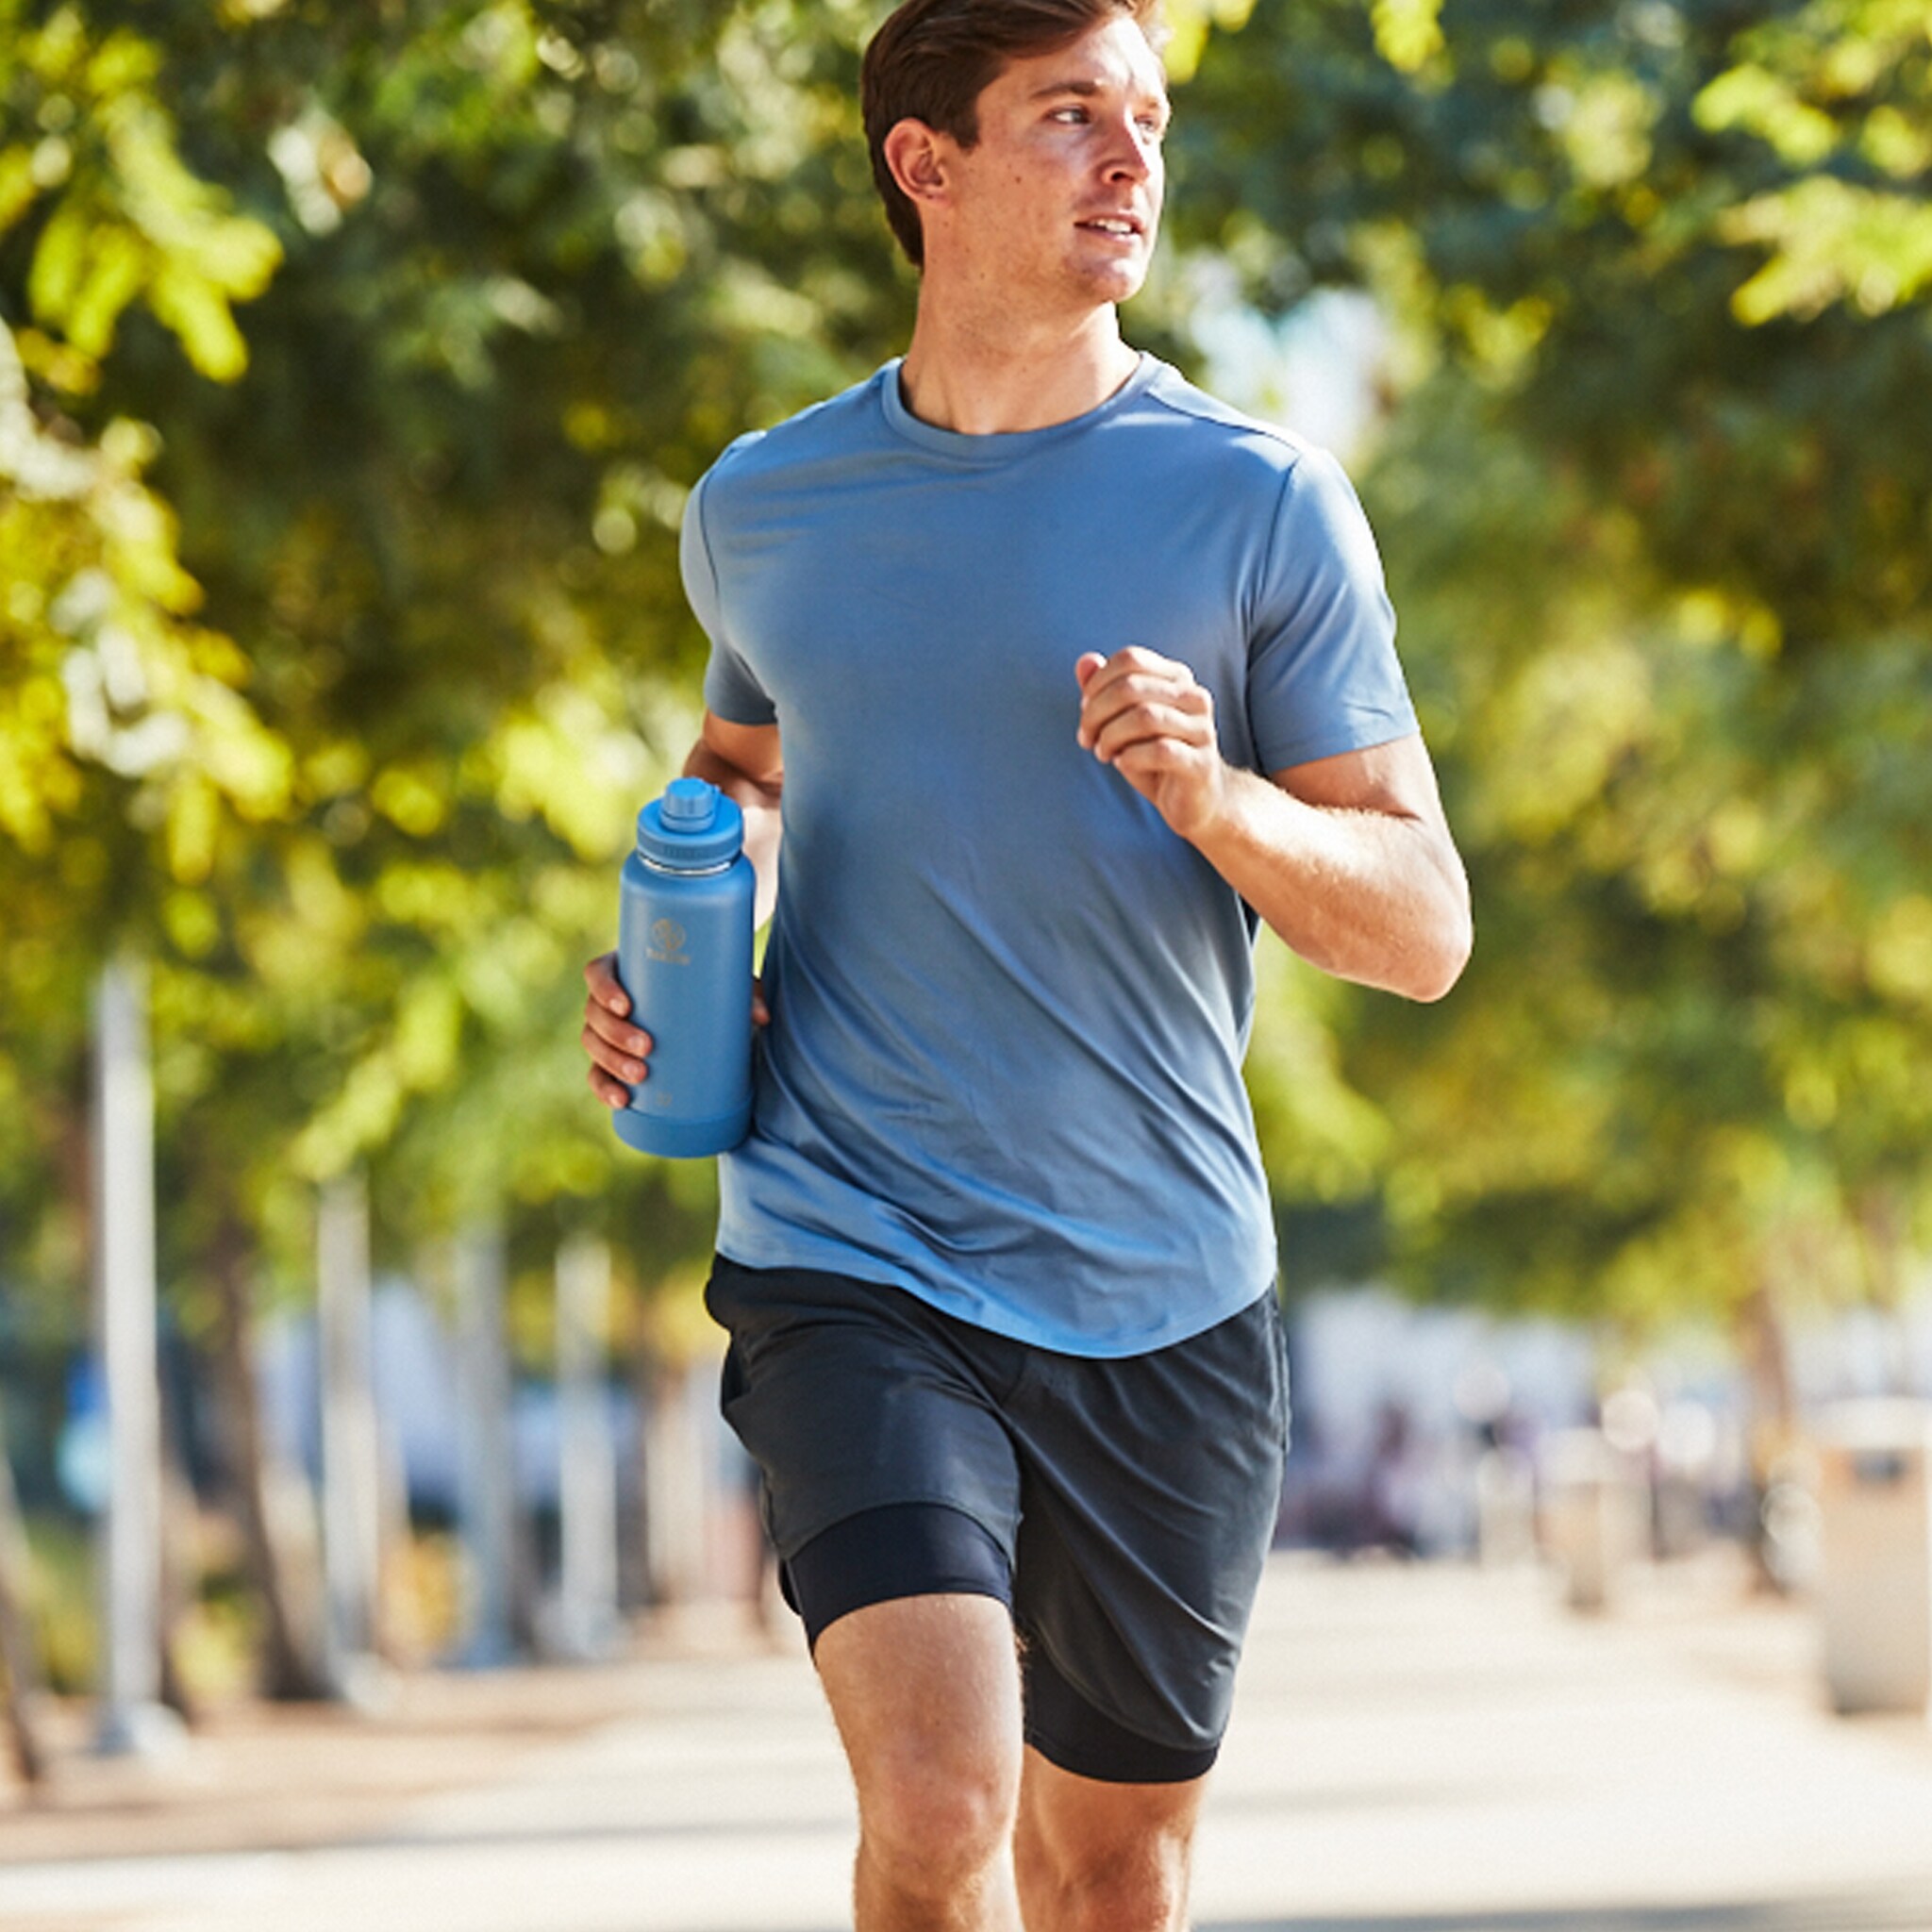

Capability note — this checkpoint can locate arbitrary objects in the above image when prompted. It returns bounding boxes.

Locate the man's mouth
[1078,215,1144,239]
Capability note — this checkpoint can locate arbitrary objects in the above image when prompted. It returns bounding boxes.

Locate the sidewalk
[5,1553,1932,1931]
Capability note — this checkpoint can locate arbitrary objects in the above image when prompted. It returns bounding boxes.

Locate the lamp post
[90,955,184,1757]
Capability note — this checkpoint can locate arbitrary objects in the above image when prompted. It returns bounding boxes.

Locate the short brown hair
[860,0,1169,267]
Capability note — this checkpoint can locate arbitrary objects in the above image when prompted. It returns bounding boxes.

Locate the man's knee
[817,1594,1024,1893]
[1016,1827,1191,1932]
[1015,1752,1205,1932]
[859,1733,1019,1890]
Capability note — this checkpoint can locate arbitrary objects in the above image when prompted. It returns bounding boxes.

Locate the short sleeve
[683,463,778,727]
[1246,446,1417,774]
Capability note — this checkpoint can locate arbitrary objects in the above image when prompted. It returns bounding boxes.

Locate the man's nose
[1102,114,1158,182]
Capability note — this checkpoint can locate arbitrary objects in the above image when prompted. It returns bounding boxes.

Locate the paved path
[6,1555,1932,1931]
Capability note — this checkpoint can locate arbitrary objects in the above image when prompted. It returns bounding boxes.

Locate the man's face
[941,15,1169,313]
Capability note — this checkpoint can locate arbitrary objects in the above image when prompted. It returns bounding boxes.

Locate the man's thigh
[816,1592,1025,1812]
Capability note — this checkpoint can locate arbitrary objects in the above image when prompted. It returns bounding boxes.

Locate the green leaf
[145,260,251,379]
[1371,0,1444,75]
[1694,66,1840,168]
[1723,178,1932,322]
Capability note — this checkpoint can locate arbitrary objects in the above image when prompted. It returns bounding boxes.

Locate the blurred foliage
[2,0,917,1347]
[1,0,1927,1398]
[1182,0,1932,1333]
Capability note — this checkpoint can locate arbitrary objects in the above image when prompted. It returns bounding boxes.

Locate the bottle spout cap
[635,778,743,869]
[660,777,717,829]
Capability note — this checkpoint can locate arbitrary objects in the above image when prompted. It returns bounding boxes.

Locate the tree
[5,0,922,1683]
[1174,0,1932,1407]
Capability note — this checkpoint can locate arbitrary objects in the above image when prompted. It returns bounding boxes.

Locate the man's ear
[883,117,952,213]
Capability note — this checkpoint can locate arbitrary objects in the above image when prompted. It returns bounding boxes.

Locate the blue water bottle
[613,777,756,1157]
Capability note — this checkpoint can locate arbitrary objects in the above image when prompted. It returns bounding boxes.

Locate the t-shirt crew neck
[877,353,1161,461]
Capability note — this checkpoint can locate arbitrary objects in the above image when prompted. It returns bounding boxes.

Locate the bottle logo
[646,917,690,965]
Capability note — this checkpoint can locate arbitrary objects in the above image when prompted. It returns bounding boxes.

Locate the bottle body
[613,815,757,1158]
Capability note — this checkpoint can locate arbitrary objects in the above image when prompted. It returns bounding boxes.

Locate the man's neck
[896,298,1141,436]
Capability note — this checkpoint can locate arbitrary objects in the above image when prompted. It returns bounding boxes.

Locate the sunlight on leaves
[1371,0,1445,75]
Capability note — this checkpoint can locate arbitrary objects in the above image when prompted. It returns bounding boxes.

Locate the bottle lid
[636,777,744,869]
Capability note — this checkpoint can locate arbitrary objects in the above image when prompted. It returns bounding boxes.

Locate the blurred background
[2,0,1929,1790]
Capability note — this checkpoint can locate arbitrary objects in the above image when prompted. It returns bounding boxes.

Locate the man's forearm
[1191,765,1472,1003]
[1074,650,1470,1002]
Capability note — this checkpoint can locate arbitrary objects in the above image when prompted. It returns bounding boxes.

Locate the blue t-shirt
[685,354,1416,1357]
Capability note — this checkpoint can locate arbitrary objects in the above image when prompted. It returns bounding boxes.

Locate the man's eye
[1052,107,1089,123]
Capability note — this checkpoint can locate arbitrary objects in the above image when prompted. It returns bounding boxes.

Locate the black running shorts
[705,1256,1290,1785]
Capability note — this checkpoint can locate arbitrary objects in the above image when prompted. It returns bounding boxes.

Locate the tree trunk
[317,1174,384,1694]
[622,1335,655,1613]
[0,1402,49,1785]
[555,1238,619,1657]
[208,1215,330,1701]
[156,1368,200,1726]
[1736,1277,1800,1594]
[1856,1185,1913,1394]
[450,1223,525,1664]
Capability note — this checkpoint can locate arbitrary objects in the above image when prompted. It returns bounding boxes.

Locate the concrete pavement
[5,1554,1932,1931]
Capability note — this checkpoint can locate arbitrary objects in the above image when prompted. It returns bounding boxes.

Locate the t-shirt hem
[701,687,779,728]
[712,1233,1277,1360]
[1257,709,1420,775]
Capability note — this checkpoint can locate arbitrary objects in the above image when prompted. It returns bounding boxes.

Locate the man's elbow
[1407,901,1474,1004]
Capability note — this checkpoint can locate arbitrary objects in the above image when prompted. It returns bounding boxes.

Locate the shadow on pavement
[1204,1897,1932,1932]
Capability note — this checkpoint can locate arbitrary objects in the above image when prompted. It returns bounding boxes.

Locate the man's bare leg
[814,1592,1025,1932]
[1013,1745,1208,1932]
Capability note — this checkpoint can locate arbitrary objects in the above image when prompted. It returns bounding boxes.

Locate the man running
[582,3,1471,1925]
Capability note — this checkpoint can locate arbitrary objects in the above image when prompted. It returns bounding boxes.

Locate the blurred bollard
[1653,1471,1707,1560]
[1541,1428,1648,1613]
[1475,1444,1538,1568]
[1814,1400,1932,1717]
[1655,1400,1723,1560]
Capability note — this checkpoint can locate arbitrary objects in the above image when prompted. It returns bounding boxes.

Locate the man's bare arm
[682,710,784,926]
[1202,737,1470,1002]
[1074,649,1471,1003]
[581,710,784,1108]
